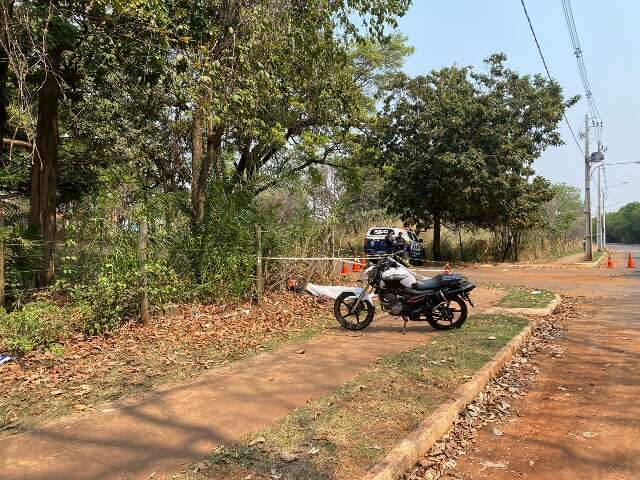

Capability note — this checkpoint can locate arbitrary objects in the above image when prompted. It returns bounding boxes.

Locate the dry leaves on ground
[0,292,333,432]
[404,297,582,480]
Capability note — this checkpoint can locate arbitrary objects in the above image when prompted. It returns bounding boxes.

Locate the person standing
[395,231,406,254]
[385,230,395,254]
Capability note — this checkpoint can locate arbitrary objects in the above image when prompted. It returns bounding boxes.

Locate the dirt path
[436,250,640,479]
[0,289,502,480]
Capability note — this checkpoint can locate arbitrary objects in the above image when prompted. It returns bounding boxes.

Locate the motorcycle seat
[412,274,463,291]
[412,275,444,290]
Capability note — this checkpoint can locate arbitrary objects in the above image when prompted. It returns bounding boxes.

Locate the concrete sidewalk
[1,290,503,480]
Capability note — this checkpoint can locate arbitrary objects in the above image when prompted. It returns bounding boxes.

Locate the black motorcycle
[333,255,475,332]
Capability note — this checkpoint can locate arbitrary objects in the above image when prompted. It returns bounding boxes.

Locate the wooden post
[255,224,263,303]
[329,224,336,274]
[138,216,149,325]
[0,206,4,309]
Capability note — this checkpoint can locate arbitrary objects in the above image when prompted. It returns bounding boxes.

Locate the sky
[394,0,639,212]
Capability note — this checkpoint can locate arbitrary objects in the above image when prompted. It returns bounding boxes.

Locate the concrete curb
[362,298,562,480]
[572,251,608,269]
[484,293,562,317]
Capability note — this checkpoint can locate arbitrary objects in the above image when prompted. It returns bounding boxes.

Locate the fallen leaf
[50,389,66,396]
[280,452,298,462]
[296,349,306,355]
[249,436,265,446]
[492,427,503,436]
[308,447,320,455]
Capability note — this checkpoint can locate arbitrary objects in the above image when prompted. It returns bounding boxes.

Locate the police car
[363,226,426,261]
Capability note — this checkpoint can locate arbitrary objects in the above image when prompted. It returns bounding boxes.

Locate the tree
[606,202,640,244]
[544,183,583,246]
[374,67,482,260]
[168,1,411,229]
[374,54,575,261]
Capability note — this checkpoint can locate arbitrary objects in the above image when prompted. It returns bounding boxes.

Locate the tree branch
[3,138,32,151]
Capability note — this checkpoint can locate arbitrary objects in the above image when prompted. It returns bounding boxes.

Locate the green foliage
[0,301,88,354]
[68,257,185,335]
[545,183,584,244]
[605,202,640,244]
[373,54,572,261]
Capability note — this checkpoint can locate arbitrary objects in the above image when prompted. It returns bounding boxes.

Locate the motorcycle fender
[354,288,375,304]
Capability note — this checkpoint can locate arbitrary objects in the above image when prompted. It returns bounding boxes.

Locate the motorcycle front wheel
[334,292,375,331]
[426,295,468,330]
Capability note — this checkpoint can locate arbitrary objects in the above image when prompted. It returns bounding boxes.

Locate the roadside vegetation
[605,202,640,244]
[173,314,528,480]
[1,2,585,388]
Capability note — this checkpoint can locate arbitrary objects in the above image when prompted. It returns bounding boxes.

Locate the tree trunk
[0,0,12,154]
[208,117,224,180]
[501,231,512,262]
[190,103,205,228]
[31,51,61,286]
[458,229,464,262]
[432,213,442,261]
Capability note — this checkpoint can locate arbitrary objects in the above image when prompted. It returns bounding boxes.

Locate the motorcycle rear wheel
[426,295,467,330]
[334,292,375,331]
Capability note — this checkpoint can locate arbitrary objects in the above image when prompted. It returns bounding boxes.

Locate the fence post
[329,224,336,274]
[0,207,4,309]
[138,216,150,325]
[255,224,263,303]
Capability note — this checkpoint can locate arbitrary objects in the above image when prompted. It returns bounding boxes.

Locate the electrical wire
[561,0,604,141]
[518,0,584,156]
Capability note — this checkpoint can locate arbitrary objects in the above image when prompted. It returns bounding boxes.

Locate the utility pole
[584,114,593,261]
[602,186,607,250]
[596,165,602,251]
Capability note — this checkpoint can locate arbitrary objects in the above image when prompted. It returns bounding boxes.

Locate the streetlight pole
[584,114,592,261]
[602,186,607,250]
[597,165,602,251]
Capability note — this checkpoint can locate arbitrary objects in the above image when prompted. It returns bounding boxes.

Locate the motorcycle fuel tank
[380,267,416,289]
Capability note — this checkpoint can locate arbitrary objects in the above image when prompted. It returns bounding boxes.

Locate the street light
[605,181,630,191]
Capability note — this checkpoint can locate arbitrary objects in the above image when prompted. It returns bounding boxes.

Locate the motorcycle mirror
[418,238,423,243]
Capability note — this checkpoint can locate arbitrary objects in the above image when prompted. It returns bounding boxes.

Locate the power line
[561,0,603,140]
[518,0,584,156]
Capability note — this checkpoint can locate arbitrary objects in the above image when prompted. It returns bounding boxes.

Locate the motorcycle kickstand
[402,317,408,335]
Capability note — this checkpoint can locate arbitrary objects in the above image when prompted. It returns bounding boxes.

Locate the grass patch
[174,314,528,480]
[497,286,556,309]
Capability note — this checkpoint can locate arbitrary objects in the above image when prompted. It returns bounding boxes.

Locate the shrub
[0,301,89,354]
[69,259,185,335]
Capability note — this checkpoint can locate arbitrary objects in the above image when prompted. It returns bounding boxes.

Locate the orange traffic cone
[607,254,615,268]
[352,259,362,272]
[340,262,350,275]
[628,252,636,268]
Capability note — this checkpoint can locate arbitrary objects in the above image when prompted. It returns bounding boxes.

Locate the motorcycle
[333,255,475,332]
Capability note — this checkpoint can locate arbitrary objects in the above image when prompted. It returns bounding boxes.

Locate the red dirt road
[440,248,640,479]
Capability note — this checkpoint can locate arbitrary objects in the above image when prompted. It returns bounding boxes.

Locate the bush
[69,259,185,335]
[0,301,89,354]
